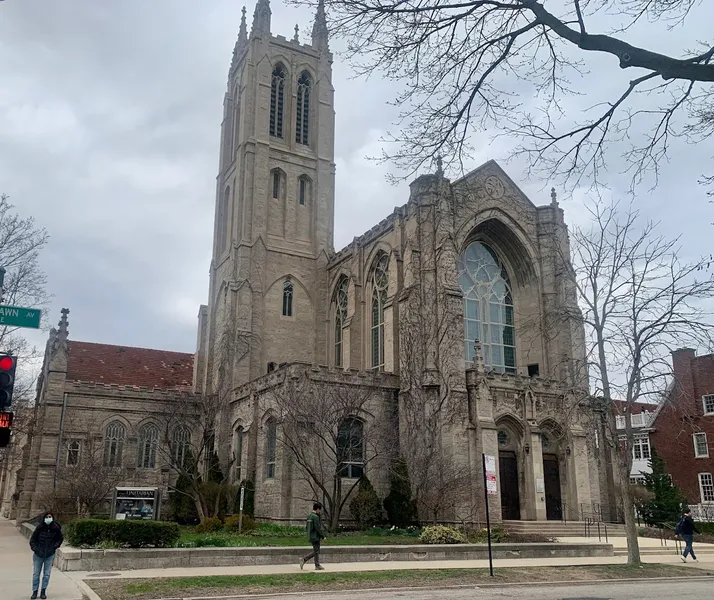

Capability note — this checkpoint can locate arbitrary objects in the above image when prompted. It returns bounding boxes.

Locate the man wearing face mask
[29,512,64,599]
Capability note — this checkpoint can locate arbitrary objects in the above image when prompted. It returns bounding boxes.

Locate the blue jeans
[682,534,697,560]
[32,554,54,591]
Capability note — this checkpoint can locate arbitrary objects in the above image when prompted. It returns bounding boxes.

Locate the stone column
[525,431,548,520]
[570,432,592,516]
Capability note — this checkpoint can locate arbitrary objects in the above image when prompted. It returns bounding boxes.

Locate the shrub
[195,517,223,533]
[383,458,418,528]
[224,515,257,533]
[168,471,200,525]
[349,477,383,529]
[65,519,180,548]
[467,526,509,543]
[419,525,466,544]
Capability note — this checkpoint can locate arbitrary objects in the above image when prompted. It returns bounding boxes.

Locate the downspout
[53,392,68,489]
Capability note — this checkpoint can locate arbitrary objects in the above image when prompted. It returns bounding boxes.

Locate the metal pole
[0,266,5,304]
[238,484,245,534]
[481,453,494,577]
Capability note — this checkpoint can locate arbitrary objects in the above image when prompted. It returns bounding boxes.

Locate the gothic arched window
[234,426,244,482]
[137,423,159,469]
[457,241,516,373]
[338,417,364,479]
[282,279,293,317]
[265,418,277,479]
[270,63,286,138]
[103,421,126,467]
[172,426,191,468]
[218,185,230,253]
[334,277,348,367]
[296,71,311,145]
[370,253,389,370]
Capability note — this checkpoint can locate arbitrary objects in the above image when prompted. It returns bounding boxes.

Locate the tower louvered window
[270,64,286,138]
[296,71,311,145]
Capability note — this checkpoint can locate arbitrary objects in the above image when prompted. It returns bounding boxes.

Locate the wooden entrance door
[543,453,563,520]
[498,451,520,520]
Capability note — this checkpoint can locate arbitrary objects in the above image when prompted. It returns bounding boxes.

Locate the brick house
[650,348,714,520]
[611,400,658,485]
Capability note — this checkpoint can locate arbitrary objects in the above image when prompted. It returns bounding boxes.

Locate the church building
[194,0,611,524]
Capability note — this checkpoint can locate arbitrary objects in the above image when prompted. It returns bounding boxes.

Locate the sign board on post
[113,487,160,521]
[484,454,498,496]
[0,305,41,329]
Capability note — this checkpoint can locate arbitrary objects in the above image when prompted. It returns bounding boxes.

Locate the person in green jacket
[300,502,326,570]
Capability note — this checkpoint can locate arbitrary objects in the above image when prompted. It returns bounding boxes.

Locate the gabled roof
[66,341,194,389]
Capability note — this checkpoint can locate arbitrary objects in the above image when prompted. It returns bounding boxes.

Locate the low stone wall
[54,542,613,572]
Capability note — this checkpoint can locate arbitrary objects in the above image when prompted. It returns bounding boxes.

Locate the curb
[75,579,103,600]
[87,573,714,600]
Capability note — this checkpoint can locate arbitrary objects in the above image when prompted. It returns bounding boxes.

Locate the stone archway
[539,421,568,521]
[496,422,522,520]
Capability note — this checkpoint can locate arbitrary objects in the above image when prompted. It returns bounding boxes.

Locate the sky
[0,0,712,363]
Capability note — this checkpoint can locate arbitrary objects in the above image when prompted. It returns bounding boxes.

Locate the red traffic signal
[0,354,16,410]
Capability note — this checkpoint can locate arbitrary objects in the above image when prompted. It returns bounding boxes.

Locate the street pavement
[0,518,83,600]
[237,579,714,600]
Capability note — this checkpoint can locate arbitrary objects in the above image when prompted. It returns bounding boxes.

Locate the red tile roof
[67,341,194,389]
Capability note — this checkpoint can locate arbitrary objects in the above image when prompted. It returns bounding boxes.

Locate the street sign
[0,305,41,329]
[484,454,498,496]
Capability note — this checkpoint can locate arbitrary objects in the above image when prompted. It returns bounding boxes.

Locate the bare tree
[563,200,714,563]
[0,194,50,356]
[296,0,714,191]
[266,368,389,532]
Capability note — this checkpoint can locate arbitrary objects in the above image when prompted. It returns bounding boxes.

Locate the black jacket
[30,521,64,559]
[680,515,699,536]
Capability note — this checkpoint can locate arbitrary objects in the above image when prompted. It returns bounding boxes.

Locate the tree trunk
[618,461,641,564]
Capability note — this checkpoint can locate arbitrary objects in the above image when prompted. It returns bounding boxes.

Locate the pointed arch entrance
[496,420,522,520]
[540,423,564,521]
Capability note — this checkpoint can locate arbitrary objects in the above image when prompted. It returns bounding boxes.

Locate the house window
[66,440,81,467]
[295,71,311,145]
[333,277,348,367]
[457,241,516,373]
[265,419,277,479]
[699,473,714,503]
[137,424,159,469]
[370,252,389,370]
[172,426,191,468]
[103,421,126,467]
[282,279,293,317]
[338,417,364,479]
[234,426,244,482]
[703,395,714,416]
[269,63,286,138]
[632,436,651,461]
[694,433,709,458]
[630,476,646,486]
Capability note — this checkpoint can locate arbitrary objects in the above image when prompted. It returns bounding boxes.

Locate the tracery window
[266,418,277,479]
[370,252,389,370]
[103,421,126,467]
[457,242,516,373]
[234,426,244,482]
[172,426,191,468]
[137,423,159,469]
[334,277,348,367]
[282,279,293,317]
[295,71,311,145]
[338,417,364,479]
[270,63,286,138]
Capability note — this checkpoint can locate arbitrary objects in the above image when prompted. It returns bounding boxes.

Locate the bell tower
[197,0,336,396]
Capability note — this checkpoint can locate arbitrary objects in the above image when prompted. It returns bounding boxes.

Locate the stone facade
[196,1,608,524]
[13,310,195,520]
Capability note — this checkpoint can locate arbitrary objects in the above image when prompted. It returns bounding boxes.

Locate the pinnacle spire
[252,0,271,36]
[312,0,329,52]
[239,6,248,42]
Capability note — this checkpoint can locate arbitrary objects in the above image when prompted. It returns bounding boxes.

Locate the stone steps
[502,520,627,537]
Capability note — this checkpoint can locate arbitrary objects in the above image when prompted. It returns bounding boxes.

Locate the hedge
[65,519,180,548]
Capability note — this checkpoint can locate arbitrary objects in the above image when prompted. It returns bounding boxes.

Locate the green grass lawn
[88,564,700,600]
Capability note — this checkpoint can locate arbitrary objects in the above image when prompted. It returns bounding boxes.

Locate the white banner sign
[484,454,498,496]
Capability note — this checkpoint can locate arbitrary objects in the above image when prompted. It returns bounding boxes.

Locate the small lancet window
[296,71,311,145]
[282,279,293,317]
[270,64,286,138]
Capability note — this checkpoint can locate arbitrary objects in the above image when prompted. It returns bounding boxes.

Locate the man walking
[300,502,326,570]
[29,512,64,599]
[677,508,699,562]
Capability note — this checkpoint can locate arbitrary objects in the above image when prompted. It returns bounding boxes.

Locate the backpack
[675,517,685,535]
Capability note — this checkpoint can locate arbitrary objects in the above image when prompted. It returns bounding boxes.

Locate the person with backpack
[29,512,64,599]
[676,508,699,562]
[300,502,326,570]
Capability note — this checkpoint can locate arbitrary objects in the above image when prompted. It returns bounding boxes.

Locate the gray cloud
[1,0,711,360]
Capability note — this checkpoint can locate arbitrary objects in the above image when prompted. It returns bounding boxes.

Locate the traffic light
[0,354,16,410]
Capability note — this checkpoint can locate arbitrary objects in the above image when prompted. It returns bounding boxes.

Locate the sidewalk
[0,517,83,600]
[70,548,714,582]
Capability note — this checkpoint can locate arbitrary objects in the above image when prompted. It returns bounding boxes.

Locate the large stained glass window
[457,242,516,373]
[370,253,389,370]
[334,277,348,367]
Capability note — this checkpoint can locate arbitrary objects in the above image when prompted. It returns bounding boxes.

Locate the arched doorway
[497,427,521,520]
[540,432,563,521]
